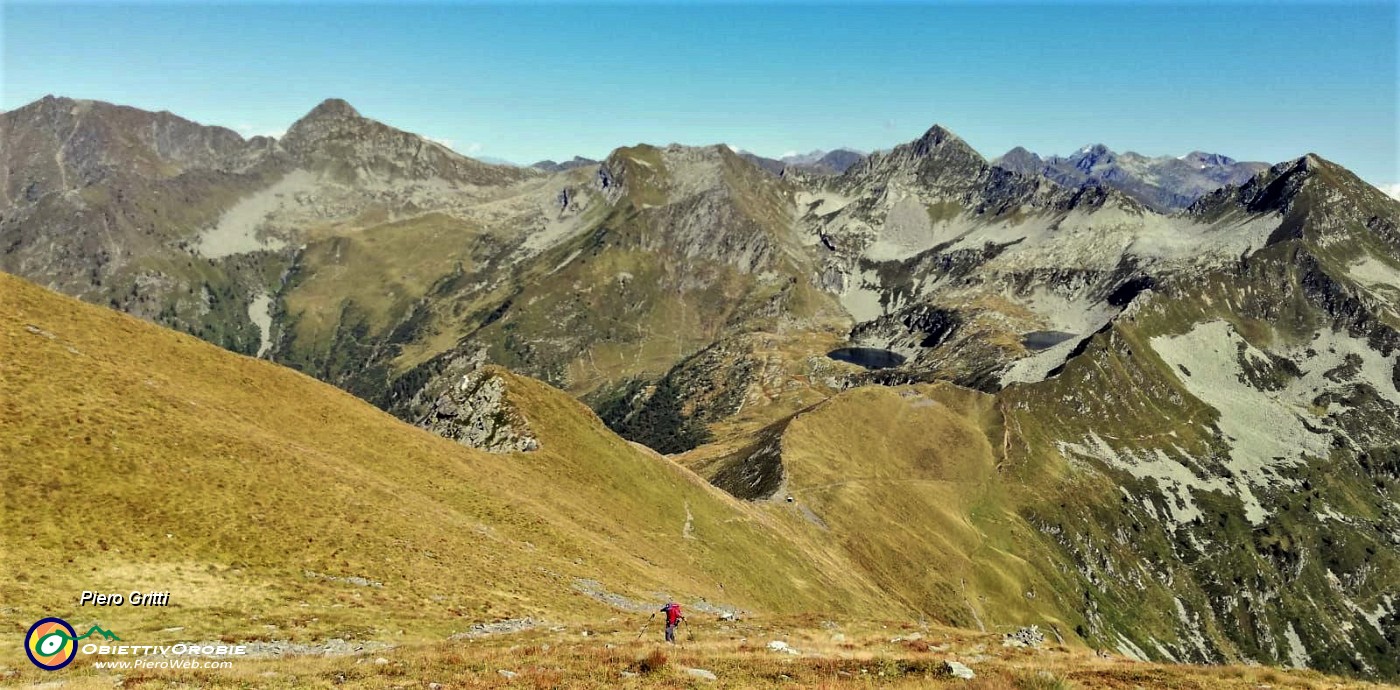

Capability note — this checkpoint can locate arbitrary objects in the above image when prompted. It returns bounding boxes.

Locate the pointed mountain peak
[282,98,375,155]
[842,123,987,185]
[1267,154,1324,180]
[276,98,533,186]
[897,124,986,169]
[1069,144,1115,173]
[1279,154,1359,185]
[299,98,361,123]
[995,146,1044,168]
[912,124,966,153]
[1189,154,1323,217]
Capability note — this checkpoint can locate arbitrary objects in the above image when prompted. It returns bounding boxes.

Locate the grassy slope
[14,617,1386,689]
[0,272,899,654]
[282,212,492,352]
[1,273,1389,689]
[683,384,1084,636]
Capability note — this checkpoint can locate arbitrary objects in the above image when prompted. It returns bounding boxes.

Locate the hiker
[660,602,684,643]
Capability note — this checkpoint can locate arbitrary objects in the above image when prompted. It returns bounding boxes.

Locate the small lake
[826,347,906,370]
[1022,331,1077,351]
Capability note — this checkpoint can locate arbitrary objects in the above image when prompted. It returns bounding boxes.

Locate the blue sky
[3,1,1397,186]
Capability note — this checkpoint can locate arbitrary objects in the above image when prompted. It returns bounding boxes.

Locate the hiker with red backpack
[660,602,684,643]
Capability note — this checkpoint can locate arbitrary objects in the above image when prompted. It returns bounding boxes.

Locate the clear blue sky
[3,1,1397,185]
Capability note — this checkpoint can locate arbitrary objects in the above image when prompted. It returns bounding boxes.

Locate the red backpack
[664,603,682,624]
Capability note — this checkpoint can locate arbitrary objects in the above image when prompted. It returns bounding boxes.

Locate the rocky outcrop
[416,368,539,454]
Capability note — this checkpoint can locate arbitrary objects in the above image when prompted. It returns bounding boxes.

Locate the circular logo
[25,618,77,671]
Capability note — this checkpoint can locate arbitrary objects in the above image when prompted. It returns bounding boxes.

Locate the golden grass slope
[0,271,903,653]
[12,616,1390,689]
[282,212,491,350]
[3,272,1392,690]
[682,383,1084,635]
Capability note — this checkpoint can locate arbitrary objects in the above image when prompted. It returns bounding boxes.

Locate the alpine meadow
[3,2,1399,687]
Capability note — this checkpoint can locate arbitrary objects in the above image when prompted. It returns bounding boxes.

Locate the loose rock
[942,660,975,680]
[684,668,718,681]
[1003,625,1046,648]
[450,618,541,639]
[766,640,799,655]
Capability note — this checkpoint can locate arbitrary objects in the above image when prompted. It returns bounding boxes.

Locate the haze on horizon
[2,0,1396,187]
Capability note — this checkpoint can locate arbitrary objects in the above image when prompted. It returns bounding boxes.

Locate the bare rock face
[417,368,539,454]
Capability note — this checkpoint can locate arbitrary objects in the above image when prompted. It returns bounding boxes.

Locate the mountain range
[994,144,1270,212]
[738,148,868,177]
[4,95,1400,681]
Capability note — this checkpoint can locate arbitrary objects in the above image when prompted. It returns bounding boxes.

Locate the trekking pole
[636,613,655,641]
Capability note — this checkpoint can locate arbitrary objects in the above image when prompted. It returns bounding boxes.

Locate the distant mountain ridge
[994,143,1269,212]
[530,156,599,172]
[6,95,1400,680]
[737,147,867,177]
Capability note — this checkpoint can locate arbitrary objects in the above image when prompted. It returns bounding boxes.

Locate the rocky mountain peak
[27,94,71,111]
[282,99,367,148]
[299,98,362,122]
[1183,150,1237,167]
[808,149,866,175]
[911,124,975,158]
[273,97,532,185]
[994,146,1044,172]
[1069,143,1114,172]
[1187,154,1320,218]
[5,95,108,128]
[843,123,987,185]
